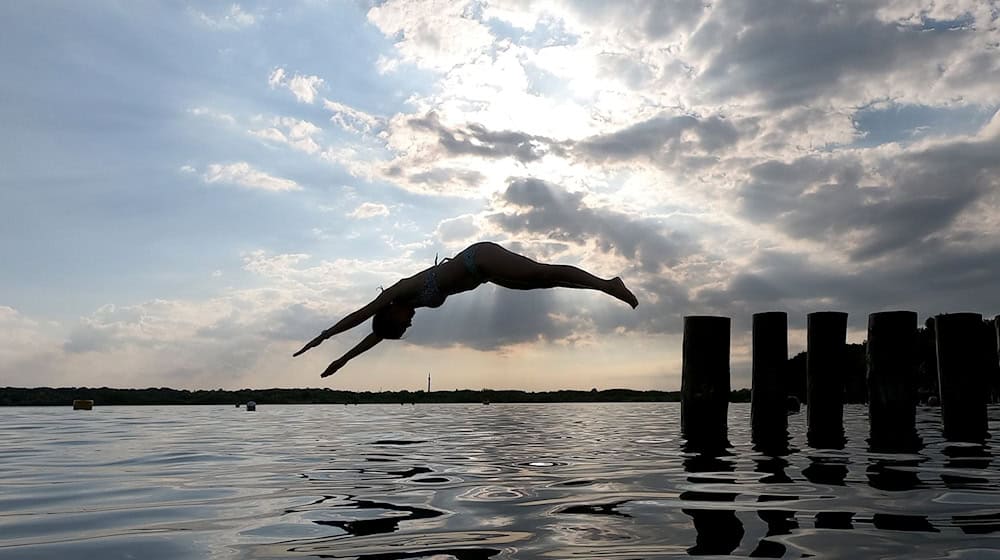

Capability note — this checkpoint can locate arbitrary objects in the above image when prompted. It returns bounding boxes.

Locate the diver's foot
[609,277,638,309]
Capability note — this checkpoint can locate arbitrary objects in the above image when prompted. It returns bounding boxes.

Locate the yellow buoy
[73,399,94,410]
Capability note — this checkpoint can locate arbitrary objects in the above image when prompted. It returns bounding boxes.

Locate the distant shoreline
[1,386,752,406]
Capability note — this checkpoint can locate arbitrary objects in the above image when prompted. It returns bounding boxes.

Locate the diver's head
[372,303,415,339]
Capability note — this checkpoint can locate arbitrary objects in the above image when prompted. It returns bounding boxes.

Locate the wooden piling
[995,315,999,356]
[995,314,1000,360]
[681,315,731,450]
[807,311,848,448]
[867,311,920,451]
[935,313,989,442]
[751,312,788,449]
[995,315,1000,404]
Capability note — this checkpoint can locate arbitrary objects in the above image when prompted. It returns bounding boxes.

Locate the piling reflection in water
[802,454,850,486]
[866,458,923,492]
[681,448,744,556]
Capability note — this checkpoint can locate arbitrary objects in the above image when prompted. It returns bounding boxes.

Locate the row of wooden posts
[681,311,1000,452]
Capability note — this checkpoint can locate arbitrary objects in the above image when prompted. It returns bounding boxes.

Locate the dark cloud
[490,177,696,273]
[575,114,746,163]
[738,128,1000,261]
[408,112,569,163]
[403,167,484,189]
[568,0,707,41]
[690,1,979,108]
[623,273,692,335]
[697,242,1000,333]
[406,110,752,173]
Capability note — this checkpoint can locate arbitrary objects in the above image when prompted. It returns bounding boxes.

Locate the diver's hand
[321,358,346,378]
[293,330,327,357]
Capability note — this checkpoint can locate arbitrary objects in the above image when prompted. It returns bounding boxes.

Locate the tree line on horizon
[0,386,754,406]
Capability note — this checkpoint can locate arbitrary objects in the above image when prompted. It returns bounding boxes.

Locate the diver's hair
[372,304,408,340]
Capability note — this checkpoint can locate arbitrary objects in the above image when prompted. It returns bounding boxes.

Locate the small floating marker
[246,401,256,411]
[72,399,94,410]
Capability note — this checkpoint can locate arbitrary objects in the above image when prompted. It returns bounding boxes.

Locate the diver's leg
[475,243,638,307]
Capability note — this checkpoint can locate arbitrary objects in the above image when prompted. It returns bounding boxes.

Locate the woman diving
[293,242,639,377]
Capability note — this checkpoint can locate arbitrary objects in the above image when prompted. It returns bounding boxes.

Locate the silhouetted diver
[293,242,638,377]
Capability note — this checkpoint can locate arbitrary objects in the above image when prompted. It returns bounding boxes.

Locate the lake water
[2,403,1000,559]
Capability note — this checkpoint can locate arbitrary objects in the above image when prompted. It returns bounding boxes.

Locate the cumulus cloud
[203,162,301,192]
[490,177,697,273]
[435,214,481,243]
[688,1,996,109]
[267,67,286,89]
[366,0,496,70]
[249,117,323,154]
[348,202,390,219]
[324,99,382,135]
[268,67,324,104]
[738,119,1000,261]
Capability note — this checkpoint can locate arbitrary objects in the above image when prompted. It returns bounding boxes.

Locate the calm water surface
[3,403,1000,559]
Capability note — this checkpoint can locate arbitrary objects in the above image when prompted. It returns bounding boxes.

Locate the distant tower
[427,373,431,393]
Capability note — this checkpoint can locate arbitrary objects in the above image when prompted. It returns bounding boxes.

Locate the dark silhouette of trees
[0,386,754,406]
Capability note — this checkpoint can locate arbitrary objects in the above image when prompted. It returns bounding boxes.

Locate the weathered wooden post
[995,315,1000,356]
[867,311,921,451]
[807,311,848,448]
[681,315,731,451]
[994,315,1000,404]
[751,312,788,449]
[935,313,989,442]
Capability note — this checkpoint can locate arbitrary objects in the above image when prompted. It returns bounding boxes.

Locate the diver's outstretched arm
[321,333,383,377]
[293,288,398,357]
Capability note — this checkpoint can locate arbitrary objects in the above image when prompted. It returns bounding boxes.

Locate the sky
[2,1,999,392]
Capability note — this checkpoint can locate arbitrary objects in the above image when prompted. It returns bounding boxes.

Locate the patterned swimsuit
[414,245,484,308]
[417,268,446,308]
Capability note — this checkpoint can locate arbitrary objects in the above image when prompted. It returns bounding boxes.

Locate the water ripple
[3,403,1000,558]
